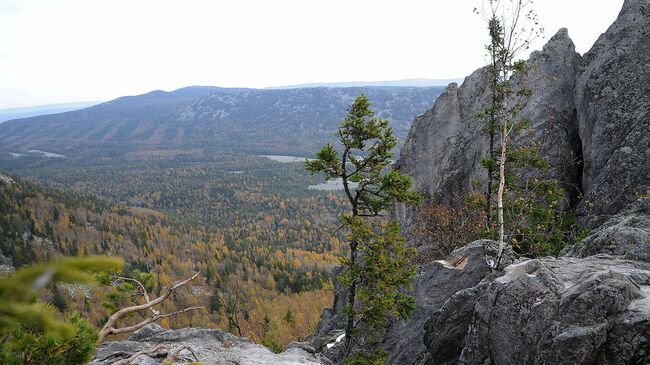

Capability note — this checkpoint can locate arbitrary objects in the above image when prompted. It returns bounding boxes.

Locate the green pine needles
[0,256,123,364]
[306,94,421,362]
[0,312,99,365]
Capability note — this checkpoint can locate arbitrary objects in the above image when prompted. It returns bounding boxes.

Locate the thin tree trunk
[233,319,243,337]
[344,282,356,354]
[496,125,507,267]
[344,240,358,355]
[340,145,357,354]
[487,133,494,227]
[486,87,496,227]
[486,53,498,228]
[496,77,509,269]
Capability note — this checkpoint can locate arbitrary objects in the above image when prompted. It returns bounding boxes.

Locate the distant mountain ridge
[267,78,463,89]
[0,101,101,123]
[0,86,443,157]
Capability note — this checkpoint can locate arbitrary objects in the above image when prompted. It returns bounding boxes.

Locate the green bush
[0,312,99,365]
[345,348,388,365]
[261,337,284,353]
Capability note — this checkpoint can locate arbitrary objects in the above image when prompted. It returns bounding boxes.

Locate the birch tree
[475,0,543,266]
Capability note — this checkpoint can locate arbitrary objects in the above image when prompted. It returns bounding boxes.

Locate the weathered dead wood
[99,272,203,340]
[103,344,167,365]
[163,345,199,364]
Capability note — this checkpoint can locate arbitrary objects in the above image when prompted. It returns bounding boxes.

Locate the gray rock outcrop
[575,0,650,227]
[0,249,14,275]
[421,280,490,365]
[459,256,650,365]
[395,28,583,234]
[309,240,515,364]
[382,241,514,365]
[0,172,16,186]
[314,233,650,365]
[90,324,329,365]
[397,0,650,231]
[563,197,650,262]
[327,1,649,364]
[418,204,650,364]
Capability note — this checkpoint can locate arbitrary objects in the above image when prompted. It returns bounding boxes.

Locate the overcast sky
[0,0,624,108]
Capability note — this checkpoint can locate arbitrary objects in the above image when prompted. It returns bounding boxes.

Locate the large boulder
[308,241,514,365]
[90,324,330,365]
[459,256,650,364]
[421,280,491,365]
[563,197,650,262]
[422,198,650,365]
[381,240,514,365]
[575,0,650,227]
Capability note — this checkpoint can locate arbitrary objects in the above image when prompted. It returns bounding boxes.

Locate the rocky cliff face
[315,197,650,364]
[449,196,650,365]
[382,241,515,365]
[397,0,649,230]
[311,1,650,364]
[563,197,650,262]
[458,253,650,365]
[575,0,650,227]
[395,29,584,236]
[314,217,650,364]
[410,0,650,363]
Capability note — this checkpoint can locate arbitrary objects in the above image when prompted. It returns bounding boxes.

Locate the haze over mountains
[0,101,101,123]
[0,86,443,158]
[267,78,464,89]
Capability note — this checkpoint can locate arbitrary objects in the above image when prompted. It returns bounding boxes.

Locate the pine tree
[284,309,294,324]
[306,94,421,359]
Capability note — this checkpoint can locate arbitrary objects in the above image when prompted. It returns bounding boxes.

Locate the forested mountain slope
[0,86,442,157]
[0,172,339,347]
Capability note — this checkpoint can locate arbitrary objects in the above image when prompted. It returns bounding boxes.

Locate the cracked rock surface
[90,324,329,365]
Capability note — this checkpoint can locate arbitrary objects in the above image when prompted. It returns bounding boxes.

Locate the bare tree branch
[112,275,159,316]
[104,344,167,365]
[163,345,199,364]
[99,272,202,340]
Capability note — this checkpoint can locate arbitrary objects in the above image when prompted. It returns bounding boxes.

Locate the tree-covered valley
[0,86,441,352]
[0,168,339,348]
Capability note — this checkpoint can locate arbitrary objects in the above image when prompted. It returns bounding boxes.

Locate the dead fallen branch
[104,344,167,365]
[99,272,203,340]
